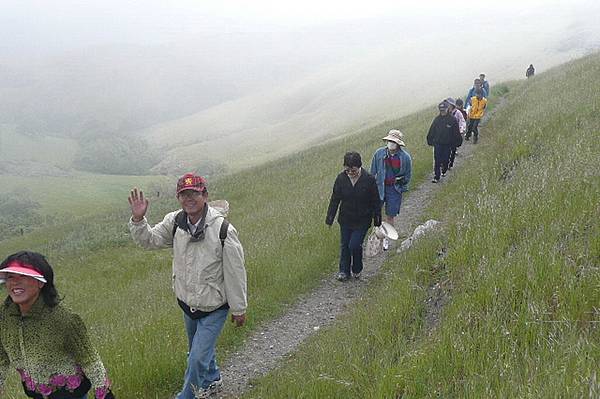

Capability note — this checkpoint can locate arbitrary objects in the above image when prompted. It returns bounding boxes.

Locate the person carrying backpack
[427,101,462,183]
[526,64,535,78]
[127,173,247,399]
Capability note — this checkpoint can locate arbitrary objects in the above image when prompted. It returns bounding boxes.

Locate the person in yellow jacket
[465,89,487,144]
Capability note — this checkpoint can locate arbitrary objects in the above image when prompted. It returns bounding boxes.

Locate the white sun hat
[374,221,399,240]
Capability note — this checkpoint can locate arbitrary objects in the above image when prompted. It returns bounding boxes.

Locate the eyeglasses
[177,191,203,200]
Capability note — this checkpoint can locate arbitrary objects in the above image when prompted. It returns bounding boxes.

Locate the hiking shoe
[194,378,223,398]
[441,172,447,177]
[336,272,349,281]
[382,238,390,251]
[465,136,470,141]
[431,178,439,183]
[351,272,361,279]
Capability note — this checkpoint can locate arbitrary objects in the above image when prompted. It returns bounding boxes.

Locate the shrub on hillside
[0,190,40,240]
[491,83,509,97]
[74,135,158,175]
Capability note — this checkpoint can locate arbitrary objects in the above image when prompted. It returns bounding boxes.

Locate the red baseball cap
[0,260,47,283]
[176,173,207,194]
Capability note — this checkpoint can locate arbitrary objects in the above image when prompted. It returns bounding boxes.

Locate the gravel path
[216,100,506,398]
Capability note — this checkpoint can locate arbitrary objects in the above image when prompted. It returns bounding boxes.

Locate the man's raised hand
[128,187,149,222]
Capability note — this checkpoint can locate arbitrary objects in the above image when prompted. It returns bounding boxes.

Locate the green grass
[0,83,438,396]
[243,53,600,398]
[0,174,169,218]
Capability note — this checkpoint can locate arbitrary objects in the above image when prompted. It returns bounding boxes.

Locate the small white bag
[364,231,383,257]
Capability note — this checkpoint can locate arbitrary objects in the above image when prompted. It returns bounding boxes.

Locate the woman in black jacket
[326,152,382,281]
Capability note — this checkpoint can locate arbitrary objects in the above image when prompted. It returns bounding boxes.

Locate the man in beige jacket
[128,173,247,399]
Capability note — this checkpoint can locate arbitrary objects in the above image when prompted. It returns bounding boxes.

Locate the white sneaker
[382,238,390,251]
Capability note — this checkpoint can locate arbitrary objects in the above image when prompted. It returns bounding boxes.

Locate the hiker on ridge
[526,64,535,78]
[427,101,462,183]
[445,97,465,170]
[127,173,247,399]
[0,251,115,399]
[326,152,382,281]
[465,78,488,108]
[369,130,412,251]
[465,88,487,144]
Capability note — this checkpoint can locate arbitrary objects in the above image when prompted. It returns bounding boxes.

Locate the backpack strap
[219,218,229,248]
[173,210,228,249]
[172,210,186,238]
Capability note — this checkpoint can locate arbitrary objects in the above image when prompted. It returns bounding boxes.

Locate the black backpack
[171,210,229,248]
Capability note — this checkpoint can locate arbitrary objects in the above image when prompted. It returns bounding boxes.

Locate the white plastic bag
[364,231,383,257]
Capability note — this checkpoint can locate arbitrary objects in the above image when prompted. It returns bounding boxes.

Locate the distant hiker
[128,174,247,399]
[445,97,465,170]
[465,89,488,144]
[326,152,382,281]
[427,101,462,183]
[456,98,469,122]
[465,78,488,108]
[369,130,412,250]
[479,73,490,95]
[526,64,535,78]
[0,251,115,399]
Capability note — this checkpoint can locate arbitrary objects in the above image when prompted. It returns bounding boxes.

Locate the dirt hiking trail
[216,99,506,398]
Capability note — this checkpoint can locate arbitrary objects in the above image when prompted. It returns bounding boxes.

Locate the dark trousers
[433,144,451,180]
[449,146,458,168]
[339,224,369,276]
[466,118,480,139]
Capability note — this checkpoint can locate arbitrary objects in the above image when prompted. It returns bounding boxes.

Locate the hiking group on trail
[327,73,490,282]
[0,72,497,399]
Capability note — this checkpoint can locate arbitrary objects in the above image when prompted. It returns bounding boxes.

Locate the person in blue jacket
[465,78,488,107]
[369,129,412,250]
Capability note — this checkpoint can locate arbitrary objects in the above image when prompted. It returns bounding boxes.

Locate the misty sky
[1,0,591,55]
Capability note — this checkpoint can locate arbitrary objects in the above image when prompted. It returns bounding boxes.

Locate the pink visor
[0,261,47,283]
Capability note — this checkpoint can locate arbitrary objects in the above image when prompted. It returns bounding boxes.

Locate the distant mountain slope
[1,4,599,176]
[139,24,597,173]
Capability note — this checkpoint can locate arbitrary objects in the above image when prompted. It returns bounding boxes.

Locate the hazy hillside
[1,3,599,176]
[141,17,599,173]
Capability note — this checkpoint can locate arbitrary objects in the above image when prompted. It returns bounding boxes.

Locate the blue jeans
[176,307,229,399]
[339,225,369,276]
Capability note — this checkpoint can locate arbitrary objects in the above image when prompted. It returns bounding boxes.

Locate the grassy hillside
[1,51,597,398]
[0,174,169,241]
[0,85,440,396]
[244,53,600,397]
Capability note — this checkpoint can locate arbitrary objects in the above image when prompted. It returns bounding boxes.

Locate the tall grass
[0,91,439,396]
[244,53,600,397]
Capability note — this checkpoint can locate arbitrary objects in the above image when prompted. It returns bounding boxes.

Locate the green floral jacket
[0,298,111,398]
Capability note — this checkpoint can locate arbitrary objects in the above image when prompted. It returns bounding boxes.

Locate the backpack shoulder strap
[219,218,229,248]
[172,210,185,238]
